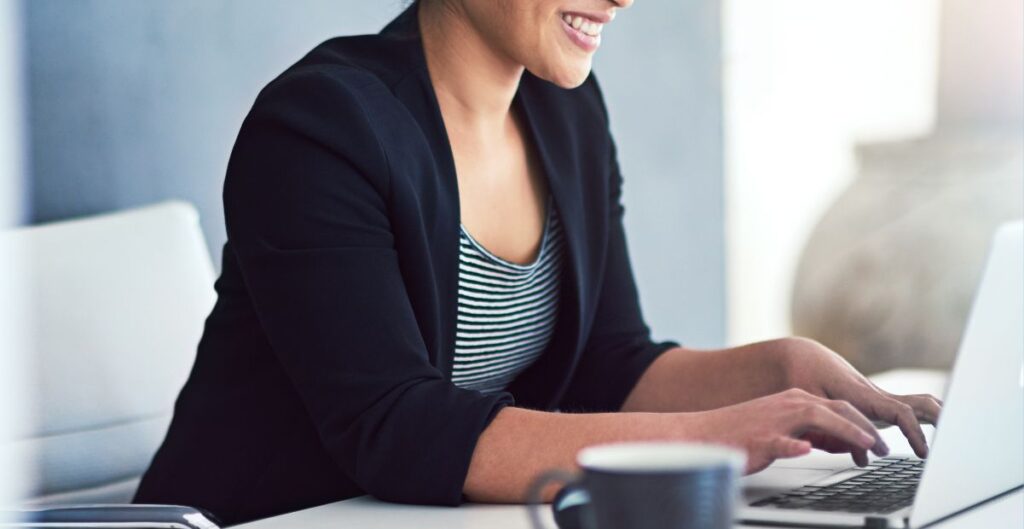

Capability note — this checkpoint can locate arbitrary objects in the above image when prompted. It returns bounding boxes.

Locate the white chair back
[0,202,216,505]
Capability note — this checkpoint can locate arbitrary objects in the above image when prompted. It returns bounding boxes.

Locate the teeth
[563,14,604,37]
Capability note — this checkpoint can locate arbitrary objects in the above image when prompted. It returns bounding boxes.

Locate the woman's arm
[464,408,685,503]
[621,341,792,413]
[464,388,889,503]
[226,70,515,506]
[621,337,943,458]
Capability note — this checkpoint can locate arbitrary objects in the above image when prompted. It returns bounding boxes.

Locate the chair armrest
[1,504,220,528]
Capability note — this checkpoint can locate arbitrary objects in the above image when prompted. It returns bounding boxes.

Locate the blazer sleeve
[559,81,680,412]
[223,68,512,505]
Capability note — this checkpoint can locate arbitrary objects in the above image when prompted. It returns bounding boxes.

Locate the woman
[135,0,942,525]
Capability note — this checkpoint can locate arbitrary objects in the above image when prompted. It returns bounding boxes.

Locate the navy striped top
[451,200,564,394]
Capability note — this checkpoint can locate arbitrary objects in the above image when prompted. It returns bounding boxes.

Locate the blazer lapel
[509,75,588,407]
[383,5,462,376]
[382,5,588,404]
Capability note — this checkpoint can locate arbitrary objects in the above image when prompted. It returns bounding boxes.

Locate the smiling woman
[133,0,941,525]
[559,12,607,53]
[418,0,621,89]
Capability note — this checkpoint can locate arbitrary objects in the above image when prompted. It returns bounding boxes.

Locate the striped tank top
[451,200,564,394]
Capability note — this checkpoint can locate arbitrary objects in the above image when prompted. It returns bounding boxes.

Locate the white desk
[238,491,1023,529]
[238,370,1023,529]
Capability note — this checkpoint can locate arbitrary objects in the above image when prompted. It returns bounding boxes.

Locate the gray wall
[2,0,32,506]
[594,1,724,346]
[25,0,725,347]
[26,0,404,263]
[1,0,25,226]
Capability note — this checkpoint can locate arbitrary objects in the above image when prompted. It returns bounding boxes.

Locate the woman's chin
[535,62,593,89]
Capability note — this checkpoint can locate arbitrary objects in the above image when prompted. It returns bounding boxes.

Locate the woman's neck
[418,1,525,134]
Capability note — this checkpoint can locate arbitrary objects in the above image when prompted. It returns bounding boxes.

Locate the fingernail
[860,433,875,447]
[875,441,890,457]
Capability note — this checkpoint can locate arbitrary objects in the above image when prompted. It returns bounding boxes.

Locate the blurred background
[1,0,1021,511]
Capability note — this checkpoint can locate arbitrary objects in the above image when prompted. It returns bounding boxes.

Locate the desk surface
[238,370,1022,529]
[239,490,1023,529]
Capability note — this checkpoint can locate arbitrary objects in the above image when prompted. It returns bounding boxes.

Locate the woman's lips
[560,13,604,53]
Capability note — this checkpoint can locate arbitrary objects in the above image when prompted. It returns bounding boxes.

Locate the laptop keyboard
[751,457,923,514]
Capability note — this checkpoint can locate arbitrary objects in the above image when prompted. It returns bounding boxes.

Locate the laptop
[739,221,1024,528]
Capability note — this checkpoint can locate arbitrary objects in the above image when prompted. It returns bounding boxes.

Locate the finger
[828,400,889,456]
[838,380,900,428]
[770,436,812,459]
[851,448,869,467]
[875,398,930,458]
[893,394,943,425]
[793,405,877,452]
[801,432,871,456]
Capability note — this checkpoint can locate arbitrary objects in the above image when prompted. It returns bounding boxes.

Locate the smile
[560,13,606,53]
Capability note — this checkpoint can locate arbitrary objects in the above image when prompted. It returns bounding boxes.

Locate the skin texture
[622,339,943,471]
[418,0,622,263]
[416,0,944,503]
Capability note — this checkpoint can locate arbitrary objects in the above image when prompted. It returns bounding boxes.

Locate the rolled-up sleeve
[560,81,680,412]
[223,68,512,505]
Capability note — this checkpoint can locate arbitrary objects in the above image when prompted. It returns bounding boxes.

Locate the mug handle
[525,469,583,529]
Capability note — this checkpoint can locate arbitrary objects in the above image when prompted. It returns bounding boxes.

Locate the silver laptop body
[739,221,1024,528]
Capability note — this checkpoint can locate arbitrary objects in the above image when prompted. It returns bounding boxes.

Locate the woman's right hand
[687,388,890,474]
[466,389,890,502]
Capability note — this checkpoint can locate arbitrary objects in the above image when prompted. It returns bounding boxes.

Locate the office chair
[0,202,220,528]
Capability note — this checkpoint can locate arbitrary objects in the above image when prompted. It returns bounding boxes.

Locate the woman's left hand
[778,337,943,459]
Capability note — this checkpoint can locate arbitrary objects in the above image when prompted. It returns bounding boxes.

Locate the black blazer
[135,3,678,525]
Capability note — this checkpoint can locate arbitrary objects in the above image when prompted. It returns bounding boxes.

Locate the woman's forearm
[464,343,789,502]
[463,407,687,503]
[463,338,941,503]
[464,366,889,503]
[621,341,792,413]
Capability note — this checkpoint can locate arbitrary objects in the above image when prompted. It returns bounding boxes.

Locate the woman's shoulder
[233,32,615,191]
[233,33,433,186]
[254,33,421,116]
[257,34,612,126]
